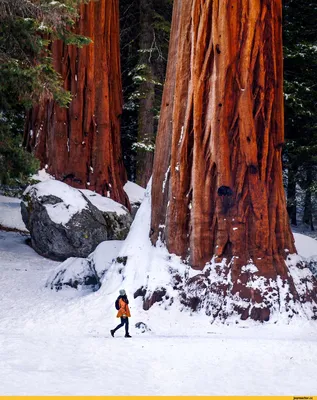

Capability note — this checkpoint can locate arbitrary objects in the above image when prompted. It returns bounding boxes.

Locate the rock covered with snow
[46,257,101,292]
[21,180,131,261]
[46,240,123,291]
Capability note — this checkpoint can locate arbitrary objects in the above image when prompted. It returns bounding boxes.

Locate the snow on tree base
[133,255,317,323]
[185,256,317,323]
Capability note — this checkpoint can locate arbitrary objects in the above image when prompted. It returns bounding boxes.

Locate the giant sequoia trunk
[24,0,129,207]
[150,0,317,321]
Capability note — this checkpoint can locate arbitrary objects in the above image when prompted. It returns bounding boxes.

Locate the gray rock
[21,201,30,230]
[131,203,141,220]
[135,322,151,333]
[21,181,131,261]
[102,210,132,240]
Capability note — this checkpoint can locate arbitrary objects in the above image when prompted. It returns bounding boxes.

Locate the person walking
[110,289,132,338]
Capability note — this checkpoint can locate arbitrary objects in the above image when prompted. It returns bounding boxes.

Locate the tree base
[134,256,317,323]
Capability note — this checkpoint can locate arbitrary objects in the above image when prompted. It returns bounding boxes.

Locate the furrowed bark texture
[24,0,129,207]
[150,0,317,321]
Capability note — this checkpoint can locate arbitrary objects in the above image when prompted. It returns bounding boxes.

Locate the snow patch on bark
[162,166,170,193]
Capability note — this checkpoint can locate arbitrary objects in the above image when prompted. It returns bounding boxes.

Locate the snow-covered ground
[0,191,317,395]
[0,196,27,232]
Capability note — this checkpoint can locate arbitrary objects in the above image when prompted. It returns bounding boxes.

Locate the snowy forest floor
[1,229,317,395]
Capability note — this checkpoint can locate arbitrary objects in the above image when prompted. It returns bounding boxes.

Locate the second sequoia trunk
[24,0,129,207]
[150,0,317,321]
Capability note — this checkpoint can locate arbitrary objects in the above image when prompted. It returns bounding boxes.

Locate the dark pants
[113,317,129,335]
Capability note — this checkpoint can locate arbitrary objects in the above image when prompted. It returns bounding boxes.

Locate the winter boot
[110,330,115,337]
[125,333,132,338]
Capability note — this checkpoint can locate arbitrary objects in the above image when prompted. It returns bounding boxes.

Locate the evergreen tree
[283,0,317,229]
[119,0,172,183]
[0,0,90,184]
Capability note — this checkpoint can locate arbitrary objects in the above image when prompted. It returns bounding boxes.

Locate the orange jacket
[117,297,131,318]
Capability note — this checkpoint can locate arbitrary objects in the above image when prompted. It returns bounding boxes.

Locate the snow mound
[124,181,145,204]
[294,233,317,258]
[100,179,186,308]
[91,240,123,279]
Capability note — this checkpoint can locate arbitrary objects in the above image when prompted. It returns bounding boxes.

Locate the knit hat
[119,289,126,296]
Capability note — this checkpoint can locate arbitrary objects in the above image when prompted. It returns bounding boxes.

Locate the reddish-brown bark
[150,0,317,320]
[24,0,129,207]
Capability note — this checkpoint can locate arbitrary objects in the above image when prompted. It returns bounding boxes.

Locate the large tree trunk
[24,0,129,208]
[150,0,317,321]
[135,0,155,188]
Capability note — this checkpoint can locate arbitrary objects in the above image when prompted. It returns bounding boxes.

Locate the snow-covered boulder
[46,240,123,291]
[21,180,131,261]
[46,257,100,292]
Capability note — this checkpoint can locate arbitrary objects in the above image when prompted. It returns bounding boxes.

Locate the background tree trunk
[150,0,317,321]
[287,163,297,226]
[24,0,129,208]
[135,0,155,188]
[303,166,314,231]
